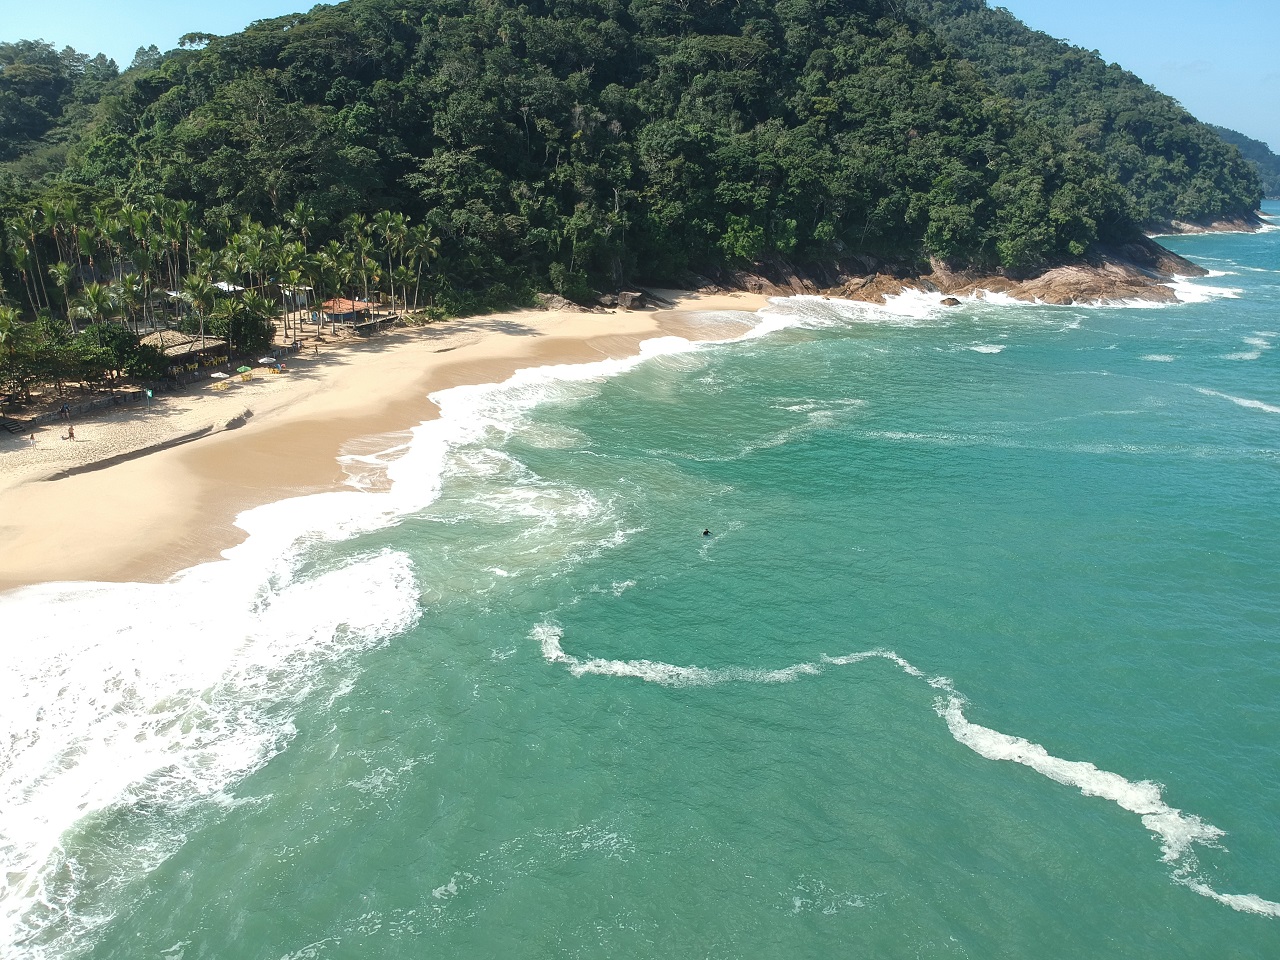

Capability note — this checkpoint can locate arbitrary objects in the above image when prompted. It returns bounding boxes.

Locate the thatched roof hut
[140,330,228,360]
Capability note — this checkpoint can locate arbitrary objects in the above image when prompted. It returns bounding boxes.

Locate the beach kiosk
[321,298,378,333]
[140,331,230,378]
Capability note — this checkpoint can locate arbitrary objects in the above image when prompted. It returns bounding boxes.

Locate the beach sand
[0,292,765,591]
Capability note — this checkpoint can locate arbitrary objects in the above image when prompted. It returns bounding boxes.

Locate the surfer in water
[702,528,711,537]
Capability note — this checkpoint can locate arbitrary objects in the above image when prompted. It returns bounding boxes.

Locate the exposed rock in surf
[699,236,1209,307]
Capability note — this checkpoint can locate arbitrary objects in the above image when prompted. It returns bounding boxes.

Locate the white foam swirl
[533,624,1279,918]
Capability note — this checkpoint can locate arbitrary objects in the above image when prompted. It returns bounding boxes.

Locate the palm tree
[129,248,156,333]
[286,200,316,253]
[274,242,306,340]
[71,283,120,335]
[42,199,69,265]
[211,296,247,355]
[355,236,375,303]
[240,291,279,353]
[0,305,18,407]
[0,304,17,360]
[372,210,396,301]
[392,265,413,311]
[341,212,369,247]
[7,239,41,316]
[48,262,77,333]
[407,224,441,310]
[16,210,50,311]
[115,274,144,334]
[181,274,217,349]
[77,225,98,280]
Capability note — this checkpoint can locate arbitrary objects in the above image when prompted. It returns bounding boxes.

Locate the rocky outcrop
[696,236,1209,306]
[535,292,606,313]
[1148,212,1265,235]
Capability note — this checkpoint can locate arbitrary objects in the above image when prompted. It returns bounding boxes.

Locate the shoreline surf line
[533,625,1280,919]
[1,312,771,953]
[0,292,767,592]
[0,299,793,953]
[0,265,1242,593]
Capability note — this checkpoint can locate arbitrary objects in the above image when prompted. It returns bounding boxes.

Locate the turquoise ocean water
[3,206,1280,959]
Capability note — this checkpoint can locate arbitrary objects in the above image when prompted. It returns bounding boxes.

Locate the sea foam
[1167,276,1243,303]
[0,551,420,956]
[533,624,1280,918]
[0,321,745,958]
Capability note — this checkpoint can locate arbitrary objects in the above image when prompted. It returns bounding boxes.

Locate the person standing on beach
[64,424,75,441]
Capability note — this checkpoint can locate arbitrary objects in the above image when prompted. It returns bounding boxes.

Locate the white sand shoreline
[0,291,767,591]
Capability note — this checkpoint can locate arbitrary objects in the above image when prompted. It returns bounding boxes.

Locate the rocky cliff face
[695,237,1209,306]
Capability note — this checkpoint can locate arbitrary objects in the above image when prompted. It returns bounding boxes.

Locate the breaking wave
[532,624,1279,918]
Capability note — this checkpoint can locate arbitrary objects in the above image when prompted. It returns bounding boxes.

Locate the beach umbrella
[210,372,229,379]
[259,357,277,364]
[237,365,253,373]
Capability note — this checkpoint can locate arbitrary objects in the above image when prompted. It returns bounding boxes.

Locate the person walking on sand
[64,424,75,441]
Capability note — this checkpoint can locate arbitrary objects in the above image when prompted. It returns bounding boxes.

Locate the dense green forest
[1209,125,1280,199]
[903,0,1261,226]
[0,0,1265,364]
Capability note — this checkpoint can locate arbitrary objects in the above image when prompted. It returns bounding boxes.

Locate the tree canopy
[1209,126,1280,200]
[0,0,1265,312]
[903,0,1262,226]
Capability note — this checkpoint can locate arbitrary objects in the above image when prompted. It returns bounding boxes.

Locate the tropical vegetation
[1209,126,1280,200]
[0,0,1266,402]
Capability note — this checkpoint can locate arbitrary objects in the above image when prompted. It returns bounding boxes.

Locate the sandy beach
[0,292,766,591]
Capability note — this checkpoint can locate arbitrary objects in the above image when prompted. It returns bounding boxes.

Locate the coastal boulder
[536,293,589,312]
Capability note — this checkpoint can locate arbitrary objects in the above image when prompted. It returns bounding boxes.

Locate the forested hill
[903,0,1261,229]
[1209,126,1280,199]
[0,0,1264,310]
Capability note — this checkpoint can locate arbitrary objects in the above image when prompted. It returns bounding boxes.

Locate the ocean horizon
[3,203,1279,959]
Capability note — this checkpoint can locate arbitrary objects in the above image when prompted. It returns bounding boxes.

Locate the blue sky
[5,0,1278,150]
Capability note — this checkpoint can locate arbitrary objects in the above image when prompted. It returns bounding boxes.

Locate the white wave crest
[1196,388,1280,415]
[532,624,1280,917]
[0,551,420,956]
[1167,277,1243,303]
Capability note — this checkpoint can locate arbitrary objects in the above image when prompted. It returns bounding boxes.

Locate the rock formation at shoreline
[1149,213,1266,235]
[702,235,1215,307]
